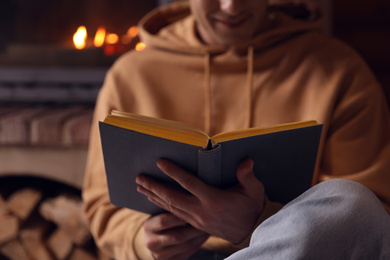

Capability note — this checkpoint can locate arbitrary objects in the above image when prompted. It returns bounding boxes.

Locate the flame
[106,33,119,44]
[127,26,139,38]
[73,24,141,54]
[94,27,106,47]
[73,26,87,49]
[135,42,146,51]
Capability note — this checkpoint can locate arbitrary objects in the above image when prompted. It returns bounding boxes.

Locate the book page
[105,111,210,147]
[211,120,318,144]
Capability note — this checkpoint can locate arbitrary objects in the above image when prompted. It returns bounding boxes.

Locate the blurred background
[0,0,389,259]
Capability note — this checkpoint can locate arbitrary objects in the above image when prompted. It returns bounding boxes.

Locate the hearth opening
[0,0,158,67]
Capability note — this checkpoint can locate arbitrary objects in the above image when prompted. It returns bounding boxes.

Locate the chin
[212,30,254,46]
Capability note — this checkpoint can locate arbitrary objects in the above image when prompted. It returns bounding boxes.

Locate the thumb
[236,158,264,197]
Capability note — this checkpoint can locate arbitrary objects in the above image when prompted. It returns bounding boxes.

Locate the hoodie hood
[138,0,324,56]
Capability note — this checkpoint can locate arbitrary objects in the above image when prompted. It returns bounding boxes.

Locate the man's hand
[143,213,209,260]
[136,158,265,244]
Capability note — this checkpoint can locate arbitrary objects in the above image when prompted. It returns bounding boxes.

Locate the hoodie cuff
[234,197,283,248]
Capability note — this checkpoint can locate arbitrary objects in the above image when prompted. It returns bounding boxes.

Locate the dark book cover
[99,122,323,215]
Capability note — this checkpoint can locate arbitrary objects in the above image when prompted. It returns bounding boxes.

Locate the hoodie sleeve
[82,69,154,260]
[318,55,390,214]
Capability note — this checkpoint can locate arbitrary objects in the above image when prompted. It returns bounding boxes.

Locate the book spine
[198,144,222,187]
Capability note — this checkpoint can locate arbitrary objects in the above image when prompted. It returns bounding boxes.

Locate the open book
[99,110,323,215]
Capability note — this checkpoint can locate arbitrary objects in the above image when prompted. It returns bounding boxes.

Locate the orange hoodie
[82,2,390,259]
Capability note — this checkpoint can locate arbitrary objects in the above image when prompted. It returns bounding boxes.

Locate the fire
[94,27,106,48]
[135,42,146,52]
[72,25,143,55]
[127,26,139,38]
[106,33,119,44]
[73,26,87,50]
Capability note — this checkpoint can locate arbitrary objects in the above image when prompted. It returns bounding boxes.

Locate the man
[82,0,390,259]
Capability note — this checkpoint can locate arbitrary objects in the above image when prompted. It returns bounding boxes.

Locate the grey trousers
[226,179,390,260]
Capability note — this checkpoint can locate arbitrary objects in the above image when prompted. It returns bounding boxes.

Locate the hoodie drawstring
[246,46,254,128]
[204,52,211,134]
[203,46,254,134]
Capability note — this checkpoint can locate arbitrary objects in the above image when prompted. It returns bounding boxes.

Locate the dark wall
[333,0,390,105]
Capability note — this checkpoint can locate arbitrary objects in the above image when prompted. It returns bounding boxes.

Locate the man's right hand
[144,213,210,260]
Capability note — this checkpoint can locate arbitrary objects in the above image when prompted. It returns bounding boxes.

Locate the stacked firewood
[0,188,110,260]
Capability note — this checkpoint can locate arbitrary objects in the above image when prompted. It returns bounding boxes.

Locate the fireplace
[0,1,161,258]
[0,0,162,189]
[0,0,159,67]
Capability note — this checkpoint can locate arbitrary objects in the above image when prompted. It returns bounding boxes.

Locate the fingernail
[157,159,166,170]
[135,176,143,185]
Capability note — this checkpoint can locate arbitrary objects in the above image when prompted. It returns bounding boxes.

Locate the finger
[144,213,187,233]
[139,185,199,226]
[136,173,191,204]
[235,158,265,198]
[145,222,209,256]
[152,232,209,260]
[170,234,209,260]
[157,159,214,199]
[136,176,200,221]
[236,158,254,186]
[137,176,200,218]
[137,169,214,225]
[137,183,181,213]
[137,184,175,212]
[152,225,208,248]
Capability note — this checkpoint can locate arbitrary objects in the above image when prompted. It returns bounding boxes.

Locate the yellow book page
[105,111,318,148]
[105,110,210,147]
[211,120,318,144]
